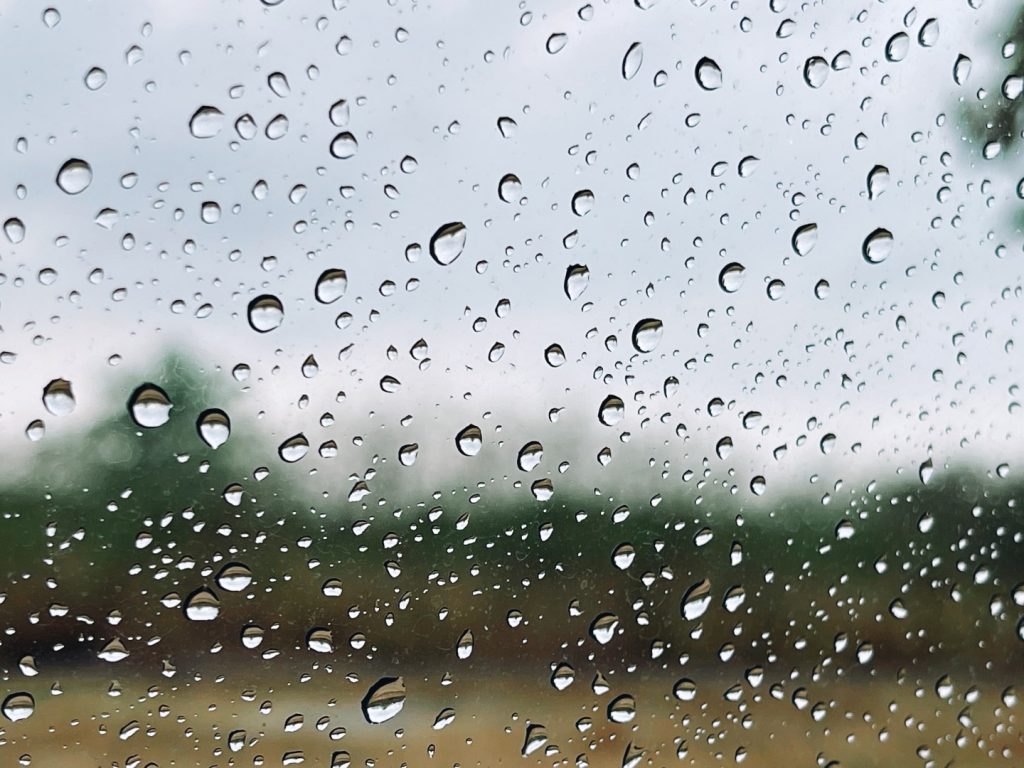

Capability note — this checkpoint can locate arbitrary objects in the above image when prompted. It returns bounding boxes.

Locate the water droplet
[361,677,406,724]
[716,436,733,459]
[695,57,722,90]
[571,189,595,216]
[497,116,518,138]
[56,158,92,194]
[766,279,786,300]
[544,343,566,367]
[551,663,576,690]
[589,612,619,644]
[2,693,34,722]
[607,694,636,723]
[128,384,172,428]
[456,424,483,456]
[84,67,107,90]
[953,54,972,85]
[792,223,818,256]
[216,562,252,592]
[681,579,712,620]
[564,264,590,300]
[184,587,221,621]
[97,638,129,662]
[803,56,829,88]
[673,679,697,701]
[517,441,544,472]
[265,113,289,139]
[330,132,359,159]
[867,165,890,199]
[885,32,909,62]
[522,723,549,756]
[279,434,310,463]
[612,543,635,569]
[456,629,474,659]
[189,106,224,138]
[41,7,60,27]
[307,628,334,653]
[25,419,45,441]
[919,458,934,484]
[622,42,643,80]
[4,217,25,243]
[197,409,231,449]
[498,174,522,203]
[718,262,746,292]
[598,395,625,427]
[918,18,939,47]
[248,294,284,332]
[546,33,568,54]
[750,475,767,495]
[42,378,75,416]
[314,269,348,304]
[862,228,893,264]
[738,155,760,177]
[398,443,419,466]
[429,222,467,265]
[631,318,663,352]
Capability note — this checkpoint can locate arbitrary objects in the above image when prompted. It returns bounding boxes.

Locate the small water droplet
[867,165,890,199]
[498,174,522,203]
[546,33,568,54]
[330,132,359,159]
[4,217,25,244]
[803,56,829,88]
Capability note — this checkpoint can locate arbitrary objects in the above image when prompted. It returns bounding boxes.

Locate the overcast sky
[0,0,1020,503]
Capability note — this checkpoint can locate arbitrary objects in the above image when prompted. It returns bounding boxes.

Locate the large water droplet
[216,562,252,592]
[197,409,230,449]
[361,677,406,724]
[184,587,221,621]
[681,579,712,620]
[571,189,595,216]
[551,663,576,690]
[862,228,893,264]
[248,294,284,332]
[517,441,544,472]
[97,638,129,662]
[631,318,663,352]
[279,434,310,463]
[695,57,722,90]
[792,223,818,256]
[867,165,890,199]
[42,378,75,416]
[3,217,25,243]
[622,42,643,80]
[315,269,348,304]
[803,56,829,88]
[564,264,590,300]
[589,613,619,644]
[429,222,467,265]
[56,158,92,194]
[189,106,224,138]
[498,174,522,203]
[546,33,568,54]
[128,384,172,428]
[718,262,746,292]
[885,32,909,62]
[330,132,359,159]
[456,424,482,456]
[598,395,625,427]
[2,693,35,722]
